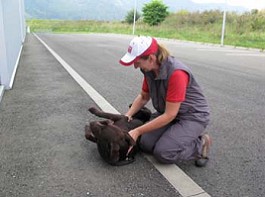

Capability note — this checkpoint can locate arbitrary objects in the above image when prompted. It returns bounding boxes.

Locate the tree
[142,0,169,26]
[250,9,265,31]
[125,9,141,24]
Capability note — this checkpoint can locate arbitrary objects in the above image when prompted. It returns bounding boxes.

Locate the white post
[132,0,137,35]
[221,0,227,46]
[18,0,26,42]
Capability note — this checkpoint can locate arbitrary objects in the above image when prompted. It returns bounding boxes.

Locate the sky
[191,0,265,10]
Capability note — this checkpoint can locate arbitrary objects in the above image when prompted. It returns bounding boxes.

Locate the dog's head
[88,120,136,165]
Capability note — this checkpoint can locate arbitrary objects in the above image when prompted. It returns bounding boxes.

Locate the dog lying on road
[85,105,151,166]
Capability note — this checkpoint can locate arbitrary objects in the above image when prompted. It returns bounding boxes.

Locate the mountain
[24,0,249,21]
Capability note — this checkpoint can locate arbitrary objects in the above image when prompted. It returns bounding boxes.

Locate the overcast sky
[192,0,265,10]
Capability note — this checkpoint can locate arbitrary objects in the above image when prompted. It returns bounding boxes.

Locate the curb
[0,85,4,103]
[87,33,265,53]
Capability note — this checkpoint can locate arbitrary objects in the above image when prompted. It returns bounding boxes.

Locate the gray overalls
[139,56,210,163]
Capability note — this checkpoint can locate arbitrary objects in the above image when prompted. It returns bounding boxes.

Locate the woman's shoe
[195,134,212,167]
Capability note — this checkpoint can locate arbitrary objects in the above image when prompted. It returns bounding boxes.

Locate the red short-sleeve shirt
[142,70,189,102]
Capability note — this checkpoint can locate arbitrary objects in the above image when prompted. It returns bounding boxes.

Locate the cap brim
[119,52,136,66]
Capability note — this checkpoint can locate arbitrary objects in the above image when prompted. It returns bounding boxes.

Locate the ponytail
[156,44,170,65]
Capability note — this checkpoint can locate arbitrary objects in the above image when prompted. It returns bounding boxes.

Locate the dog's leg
[88,107,125,121]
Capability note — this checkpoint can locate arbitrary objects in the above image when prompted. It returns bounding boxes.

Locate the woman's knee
[139,135,154,153]
[153,146,180,164]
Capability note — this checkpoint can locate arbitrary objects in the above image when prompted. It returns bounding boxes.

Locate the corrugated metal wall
[0,0,26,90]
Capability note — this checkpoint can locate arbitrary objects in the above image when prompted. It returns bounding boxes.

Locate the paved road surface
[0,34,180,197]
[1,33,265,197]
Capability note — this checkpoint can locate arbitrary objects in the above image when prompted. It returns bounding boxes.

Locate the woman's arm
[129,101,181,142]
[125,90,150,120]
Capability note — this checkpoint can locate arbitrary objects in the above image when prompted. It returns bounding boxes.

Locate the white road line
[34,33,211,197]
[34,33,119,114]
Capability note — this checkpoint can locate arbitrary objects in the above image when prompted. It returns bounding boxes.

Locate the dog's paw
[88,107,98,114]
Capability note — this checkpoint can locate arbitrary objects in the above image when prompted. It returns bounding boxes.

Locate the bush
[250,9,265,31]
[125,9,141,24]
[142,0,169,26]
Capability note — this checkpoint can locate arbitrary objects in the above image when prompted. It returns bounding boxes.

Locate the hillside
[24,0,248,21]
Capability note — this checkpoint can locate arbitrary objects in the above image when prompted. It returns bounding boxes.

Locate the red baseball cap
[119,36,158,66]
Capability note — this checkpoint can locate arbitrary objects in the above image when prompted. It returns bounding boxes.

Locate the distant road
[37,33,265,197]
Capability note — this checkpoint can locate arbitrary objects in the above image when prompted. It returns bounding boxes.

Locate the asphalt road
[1,33,265,197]
[0,34,180,197]
[36,33,265,196]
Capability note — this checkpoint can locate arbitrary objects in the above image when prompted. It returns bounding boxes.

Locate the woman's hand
[127,129,141,155]
[125,115,132,122]
[129,128,141,142]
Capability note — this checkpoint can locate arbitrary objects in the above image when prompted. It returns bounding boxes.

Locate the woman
[119,36,212,167]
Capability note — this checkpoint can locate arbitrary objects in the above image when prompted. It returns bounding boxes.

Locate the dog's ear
[84,124,97,143]
[98,120,113,126]
[89,121,105,137]
[109,142,120,163]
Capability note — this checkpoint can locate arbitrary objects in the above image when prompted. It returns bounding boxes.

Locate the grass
[27,19,265,50]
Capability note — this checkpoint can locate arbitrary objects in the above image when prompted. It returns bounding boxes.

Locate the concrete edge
[33,33,211,197]
[0,85,4,103]
[7,44,24,89]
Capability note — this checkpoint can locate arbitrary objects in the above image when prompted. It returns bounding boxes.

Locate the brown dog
[85,105,151,166]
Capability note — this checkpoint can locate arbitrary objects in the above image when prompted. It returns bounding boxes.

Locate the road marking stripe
[34,33,211,197]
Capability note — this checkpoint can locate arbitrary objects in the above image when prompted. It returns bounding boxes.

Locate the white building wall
[0,0,26,91]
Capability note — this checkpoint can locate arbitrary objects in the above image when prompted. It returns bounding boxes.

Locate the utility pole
[221,0,227,46]
[132,0,137,35]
